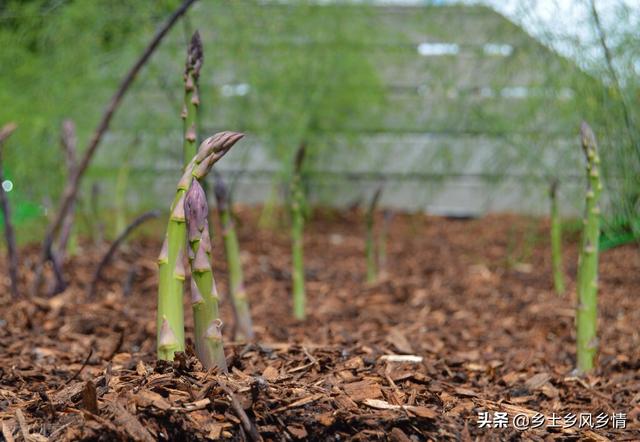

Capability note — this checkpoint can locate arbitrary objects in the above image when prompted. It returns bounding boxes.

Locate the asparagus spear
[576,122,603,374]
[291,144,306,320]
[182,31,203,165]
[157,132,243,361]
[378,209,394,279]
[549,179,565,295]
[214,176,254,340]
[185,179,227,372]
[366,187,382,283]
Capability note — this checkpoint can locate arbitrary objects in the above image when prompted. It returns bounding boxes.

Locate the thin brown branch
[368,185,383,215]
[65,347,94,385]
[0,122,19,298]
[33,0,198,297]
[88,210,159,298]
[294,141,307,174]
[219,380,263,442]
[56,119,78,260]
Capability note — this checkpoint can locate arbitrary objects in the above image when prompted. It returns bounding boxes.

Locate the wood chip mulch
[0,210,639,441]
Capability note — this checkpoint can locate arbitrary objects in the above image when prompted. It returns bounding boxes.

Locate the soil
[0,209,639,441]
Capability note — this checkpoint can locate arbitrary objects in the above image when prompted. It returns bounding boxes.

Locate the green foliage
[0,0,180,213]
[492,1,640,232]
[212,1,386,183]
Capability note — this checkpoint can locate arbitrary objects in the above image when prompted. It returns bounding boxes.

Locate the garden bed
[1,210,638,440]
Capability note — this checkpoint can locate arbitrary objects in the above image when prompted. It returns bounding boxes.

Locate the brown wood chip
[343,380,383,402]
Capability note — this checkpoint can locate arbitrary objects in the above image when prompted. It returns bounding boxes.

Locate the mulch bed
[1,209,639,441]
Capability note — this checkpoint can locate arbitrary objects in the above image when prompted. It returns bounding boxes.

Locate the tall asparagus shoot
[157,132,243,361]
[0,123,18,298]
[185,179,227,372]
[291,144,306,320]
[156,31,205,361]
[549,179,565,295]
[366,187,382,283]
[182,31,203,165]
[576,122,603,374]
[214,176,254,340]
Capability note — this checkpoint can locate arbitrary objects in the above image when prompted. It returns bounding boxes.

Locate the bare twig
[219,380,263,442]
[104,328,125,361]
[43,120,80,296]
[56,119,78,261]
[15,409,29,442]
[88,210,159,298]
[294,141,306,174]
[123,266,137,297]
[48,245,67,295]
[90,182,104,246]
[0,122,19,298]
[65,347,94,385]
[32,0,198,296]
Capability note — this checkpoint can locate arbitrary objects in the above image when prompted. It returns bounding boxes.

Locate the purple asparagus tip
[186,30,204,78]
[184,179,208,241]
[580,121,597,157]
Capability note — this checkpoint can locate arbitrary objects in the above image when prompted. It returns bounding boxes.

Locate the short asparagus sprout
[114,156,131,237]
[366,187,382,283]
[378,209,393,279]
[291,144,306,320]
[576,122,603,374]
[157,132,243,361]
[185,179,227,372]
[549,179,565,295]
[214,176,254,341]
[182,31,203,165]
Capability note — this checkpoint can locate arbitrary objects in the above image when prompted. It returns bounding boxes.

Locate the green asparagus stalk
[185,178,227,372]
[549,179,565,295]
[576,122,603,374]
[366,187,382,283]
[114,157,131,237]
[157,132,243,361]
[214,176,254,340]
[378,209,393,279]
[182,31,203,165]
[291,144,306,320]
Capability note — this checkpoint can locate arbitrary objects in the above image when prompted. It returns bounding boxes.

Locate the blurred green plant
[489,1,639,245]
[212,0,387,195]
[0,0,181,223]
[576,122,603,374]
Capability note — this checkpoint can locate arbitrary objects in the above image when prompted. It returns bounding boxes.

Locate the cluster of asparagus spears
[157,132,243,369]
[156,32,252,371]
[152,31,604,377]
